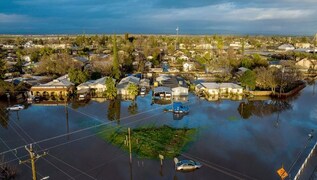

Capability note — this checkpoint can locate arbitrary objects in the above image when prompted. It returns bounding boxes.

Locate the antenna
[175,27,179,50]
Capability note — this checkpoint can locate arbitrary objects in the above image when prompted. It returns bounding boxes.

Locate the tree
[254,67,278,93]
[127,83,139,100]
[0,59,6,79]
[240,70,256,90]
[104,77,117,100]
[112,35,121,79]
[68,68,89,85]
[241,57,254,69]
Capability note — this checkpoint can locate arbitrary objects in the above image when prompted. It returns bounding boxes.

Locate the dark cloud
[0,0,316,35]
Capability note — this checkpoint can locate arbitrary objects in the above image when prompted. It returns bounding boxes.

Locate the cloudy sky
[0,0,316,35]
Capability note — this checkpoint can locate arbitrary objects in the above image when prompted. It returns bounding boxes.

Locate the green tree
[0,59,6,79]
[112,35,121,79]
[104,77,117,100]
[127,83,139,100]
[241,57,254,69]
[240,70,256,90]
[68,68,89,85]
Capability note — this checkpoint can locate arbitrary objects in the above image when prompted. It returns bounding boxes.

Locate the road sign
[277,166,288,179]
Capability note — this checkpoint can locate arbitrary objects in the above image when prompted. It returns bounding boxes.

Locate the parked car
[6,104,25,111]
[34,96,41,103]
[175,159,202,171]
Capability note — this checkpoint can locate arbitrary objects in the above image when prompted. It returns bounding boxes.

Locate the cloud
[0,13,29,23]
[144,3,314,22]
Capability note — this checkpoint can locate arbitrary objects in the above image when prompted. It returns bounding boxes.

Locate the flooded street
[1,83,317,180]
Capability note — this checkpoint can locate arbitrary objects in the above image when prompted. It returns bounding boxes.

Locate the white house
[183,62,195,72]
[278,44,295,51]
[196,82,243,95]
[140,79,150,88]
[77,77,112,97]
[172,86,188,96]
[117,76,140,95]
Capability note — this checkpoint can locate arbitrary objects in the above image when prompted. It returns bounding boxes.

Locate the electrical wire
[0,97,194,156]
[9,117,74,179]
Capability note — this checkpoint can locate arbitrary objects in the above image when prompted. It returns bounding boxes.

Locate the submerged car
[175,159,202,171]
[6,104,25,111]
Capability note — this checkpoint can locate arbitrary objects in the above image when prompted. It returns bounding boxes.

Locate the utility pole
[128,128,132,163]
[20,144,47,180]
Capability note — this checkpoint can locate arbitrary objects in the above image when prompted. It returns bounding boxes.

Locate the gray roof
[153,86,172,93]
[73,56,89,64]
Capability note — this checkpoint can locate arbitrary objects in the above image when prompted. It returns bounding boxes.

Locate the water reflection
[0,103,9,129]
[128,101,138,115]
[173,113,185,120]
[238,99,293,119]
[108,99,121,124]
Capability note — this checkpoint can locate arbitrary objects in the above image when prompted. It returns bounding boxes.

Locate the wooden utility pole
[20,144,47,180]
[128,128,132,163]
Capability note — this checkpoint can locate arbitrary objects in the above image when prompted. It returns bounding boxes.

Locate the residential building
[183,62,195,72]
[30,74,74,101]
[77,77,112,97]
[195,82,243,101]
[117,76,140,96]
[278,44,295,51]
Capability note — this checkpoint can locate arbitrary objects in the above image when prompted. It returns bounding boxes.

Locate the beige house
[77,77,113,97]
[31,74,74,101]
[295,58,317,72]
[195,82,243,101]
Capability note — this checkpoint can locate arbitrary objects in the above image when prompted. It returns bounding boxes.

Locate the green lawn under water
[98,125,196,159]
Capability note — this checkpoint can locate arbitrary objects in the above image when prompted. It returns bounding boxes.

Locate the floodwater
[1,83,317,180]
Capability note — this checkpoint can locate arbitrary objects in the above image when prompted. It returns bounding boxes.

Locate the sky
[0,0,316,35]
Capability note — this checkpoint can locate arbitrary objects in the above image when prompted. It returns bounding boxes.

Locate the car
[6,104,25,111]
[175,159,202,171]
[34,96,41,103]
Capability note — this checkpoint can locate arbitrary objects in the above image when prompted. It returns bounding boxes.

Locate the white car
[175,159,202,171]
[6,104,25,111]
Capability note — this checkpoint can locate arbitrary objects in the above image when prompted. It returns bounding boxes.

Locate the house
[195,82,243,100]
[72,56,89,65]
[145,61,152,70]
[278,44,295,51]
[157,75,189,97]
[30,74,74,101]
[295,58,317,72]
[153,86,172,99]
[172,86,188,96]
[183,62,195,72]
[77,77,112,97]
[139,79,150,88]
[117,76,140,96]
[295,43,311,49]
[23,41,34,48]
[195,44,213,50]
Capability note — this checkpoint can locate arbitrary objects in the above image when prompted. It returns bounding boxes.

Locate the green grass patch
[97,125,196,159]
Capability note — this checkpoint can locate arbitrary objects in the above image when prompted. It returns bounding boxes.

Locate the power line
[10,117,74,180]
[1,108,164,166]
[48,154,96,180]
[0,97,194,156]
